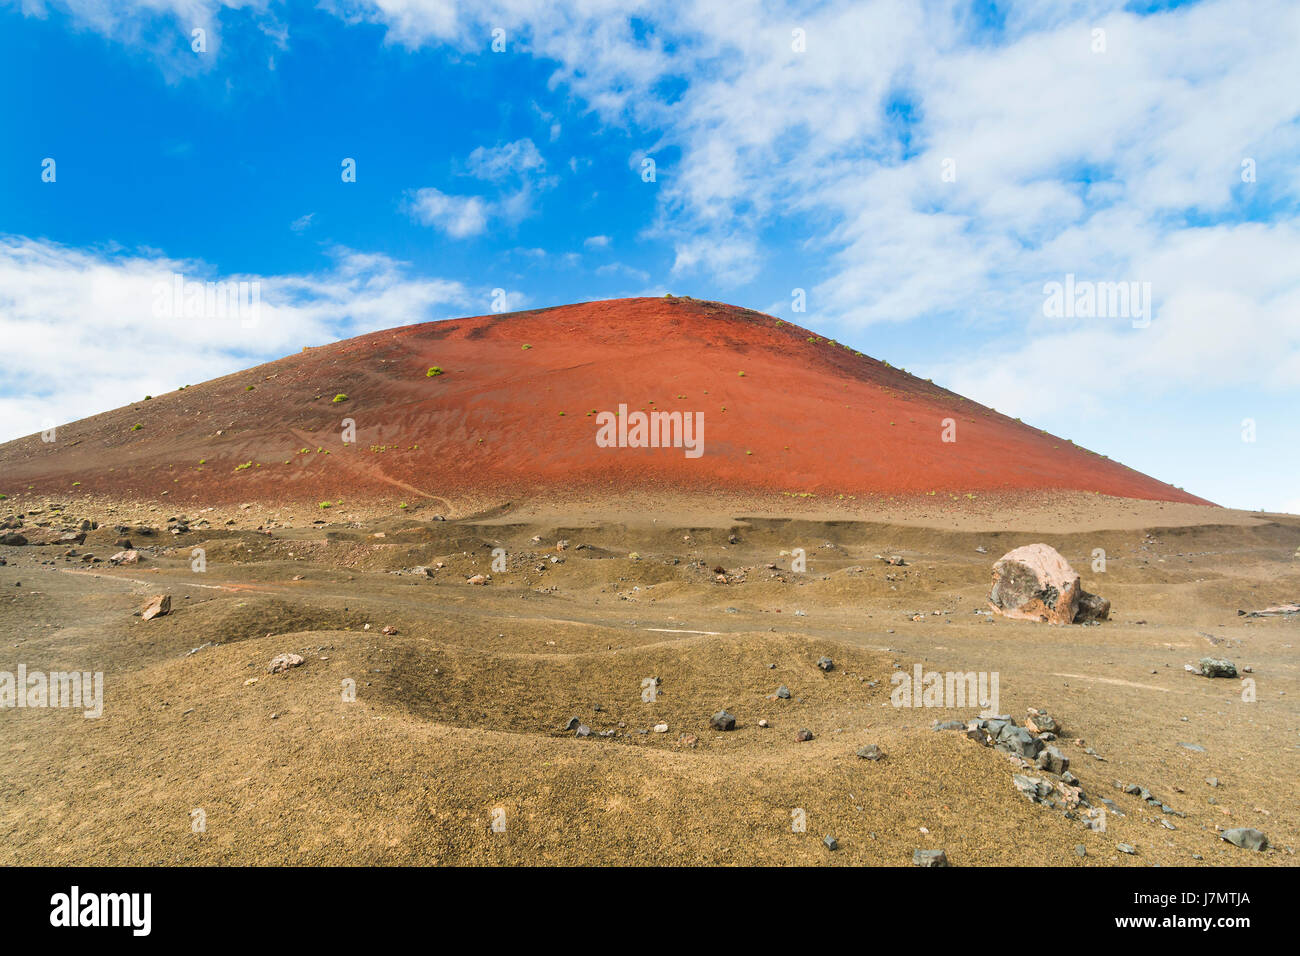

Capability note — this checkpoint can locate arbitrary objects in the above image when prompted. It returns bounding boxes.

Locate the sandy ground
[1,491,1296,866]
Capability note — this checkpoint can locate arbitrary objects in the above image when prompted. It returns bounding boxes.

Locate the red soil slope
[0,297,1210,508]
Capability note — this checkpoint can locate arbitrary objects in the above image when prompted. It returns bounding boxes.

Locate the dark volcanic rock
[710,711,736,732]
[1221,828,1268,851]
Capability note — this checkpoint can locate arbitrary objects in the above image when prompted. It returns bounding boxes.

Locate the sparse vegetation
[332,393,348,403]
[427,367,443,377]
[130,424,142,431]
[234,461,253,471]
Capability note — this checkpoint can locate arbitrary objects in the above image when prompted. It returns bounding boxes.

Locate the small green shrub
[427,367,443,377]
[332,393,348,403]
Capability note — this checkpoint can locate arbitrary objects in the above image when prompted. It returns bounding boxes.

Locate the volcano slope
[0,296,1208,511]
[3,297,1294,868]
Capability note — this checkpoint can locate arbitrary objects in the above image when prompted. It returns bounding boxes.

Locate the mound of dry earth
[1,496,1294,866]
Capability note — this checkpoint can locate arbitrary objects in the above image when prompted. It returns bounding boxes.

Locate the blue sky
[1,0,1297,511]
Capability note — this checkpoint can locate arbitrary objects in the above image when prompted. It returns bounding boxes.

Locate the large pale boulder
[989,544,1108,625]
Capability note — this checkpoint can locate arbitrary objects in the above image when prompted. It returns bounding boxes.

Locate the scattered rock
[1012,774,1054,804]
[1221,828,1268,851]
[816,656,834,671]
[856,744,884,761]
[1197,657,1237,678]
[140,594,171,620]
[575,724,592,738]
[109,549,140,565]
[1239,603,1300,618]
[995,724,1043,759]
[822,835,839,851]
[776,685,791,699]
[795,728,814,742]
[1117,843,1137,855]
[267,652,304,674]
[1037,745,1069,775]
[1075,589,1111,622]
[912,848,948,867]
[652,723,669,733]
[710,711,736,732]
[1025,708,1059,734]
[466,574,490,585]
[561,717,580,732]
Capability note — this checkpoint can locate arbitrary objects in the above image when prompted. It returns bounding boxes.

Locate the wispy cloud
[406,137,555,237]
[404,188,491,237]
[0,235,469,439]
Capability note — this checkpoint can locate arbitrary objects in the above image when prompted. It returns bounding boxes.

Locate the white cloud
[595,261,649,282]
[465,138,547,183]
[583,235,610,249]
[337,0,1300,403]
[0,235,469,440]
[405,187,490,237]
[408,137,555,236]
[930,220,1300,420]
[11,0,285,79]
[671,234,760,286]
